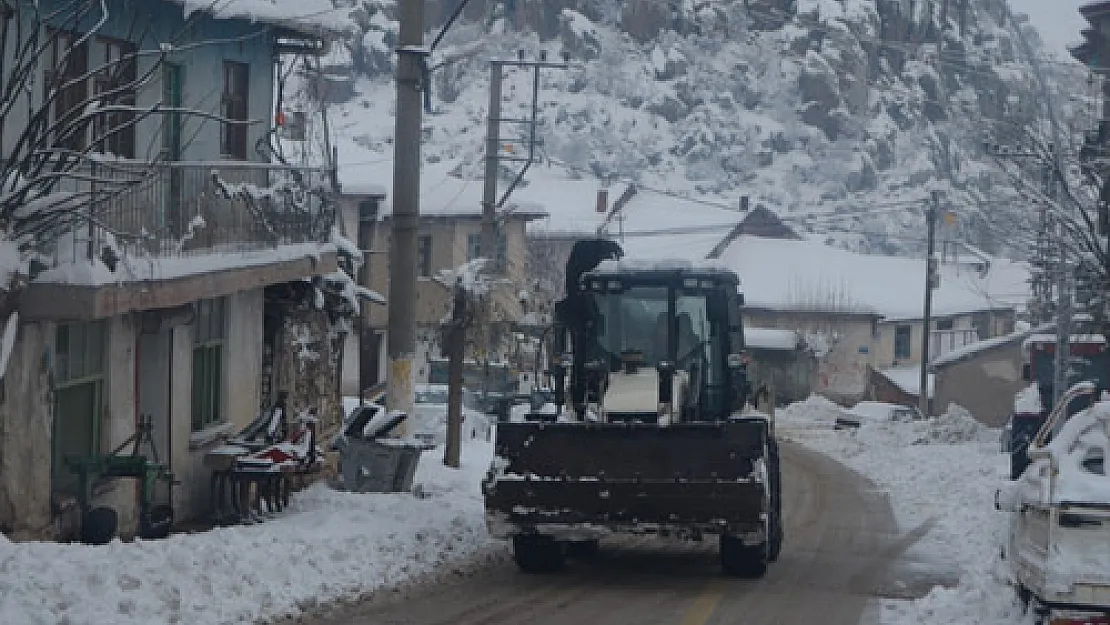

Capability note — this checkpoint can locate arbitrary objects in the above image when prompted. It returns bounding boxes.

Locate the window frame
[45,28,90,152]
[52,320,107,494]
[91,36,137,159]
[894,324,912,360]
[191,297,227,432]
[220,61,249,160]
[417,234,432,277]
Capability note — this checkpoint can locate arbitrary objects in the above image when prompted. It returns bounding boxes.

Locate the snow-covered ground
[0,398,1047,625]
[778,396,1028,625]
[0,438,497,625]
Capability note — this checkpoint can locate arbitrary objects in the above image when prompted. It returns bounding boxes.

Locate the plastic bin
[340,438,425,493]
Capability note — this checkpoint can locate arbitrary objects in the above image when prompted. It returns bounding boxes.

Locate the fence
[46,159,336,266]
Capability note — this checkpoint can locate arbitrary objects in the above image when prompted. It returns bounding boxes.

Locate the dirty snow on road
[0,438,497,625]
[779,396,1028,625]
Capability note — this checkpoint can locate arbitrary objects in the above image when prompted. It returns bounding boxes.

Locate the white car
[412,385,491,445]
[834,401,921,429]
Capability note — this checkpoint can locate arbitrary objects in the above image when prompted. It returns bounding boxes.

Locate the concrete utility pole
[480,52,569,271]
[477,52,567,401]
[386,0,426,430]
[919,191,940,418]
[444,281,466,468]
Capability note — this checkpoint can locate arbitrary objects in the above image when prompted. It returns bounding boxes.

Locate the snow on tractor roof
[591,258,738,281]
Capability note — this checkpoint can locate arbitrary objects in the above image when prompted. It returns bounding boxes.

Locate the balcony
[24,160,339,320]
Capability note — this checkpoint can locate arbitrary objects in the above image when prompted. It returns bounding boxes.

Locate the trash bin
[339,438,425,493]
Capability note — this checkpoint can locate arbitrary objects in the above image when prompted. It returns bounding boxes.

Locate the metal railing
[45,159,336,267]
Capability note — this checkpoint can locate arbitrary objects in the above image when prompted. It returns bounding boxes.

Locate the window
[53,321,106,494]
[45,30,89,151]
[467,233,481,262]
[935,317,954,331]
[417,235,432,277]
[221,62,249,159]
[894,324,912,360]
[92,37,137,158]
[466,231,507,269]
[192,298,226,431]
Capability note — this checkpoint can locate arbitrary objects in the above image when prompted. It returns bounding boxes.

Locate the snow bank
[0,439,496,625]
[911,404,994,445]
[784,398,1024,625]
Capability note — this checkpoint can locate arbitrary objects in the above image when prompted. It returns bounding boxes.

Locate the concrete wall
[932,340,1026,427]
[0,322,55,539]
[173,289,264,523]
[745,309,878,403]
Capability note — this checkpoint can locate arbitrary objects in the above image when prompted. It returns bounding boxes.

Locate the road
[312,441,937,625]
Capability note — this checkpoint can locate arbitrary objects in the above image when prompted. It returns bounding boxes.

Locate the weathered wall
[933,341,1025,427]
[0,322,55,539]
[745,309,878,403]
[276,305,343,436]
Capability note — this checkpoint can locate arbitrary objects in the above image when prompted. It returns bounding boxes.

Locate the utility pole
[444,280,466,468]
[480,52,569,271]
[479,52,567,401]
[919,190,940,418]
[386,0,426,430]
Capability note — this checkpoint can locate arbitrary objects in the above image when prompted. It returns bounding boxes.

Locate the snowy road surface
[311,442,923,625]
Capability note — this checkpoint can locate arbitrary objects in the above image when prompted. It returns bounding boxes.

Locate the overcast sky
[1008,0,1088,61]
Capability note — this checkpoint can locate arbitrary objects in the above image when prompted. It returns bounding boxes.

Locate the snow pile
[0,439,498,625]
[784,399,1024,625]
[1014,383,1043,414]
[1043,401,1110,505]
[777,394,846,428]
[912,404,994,445]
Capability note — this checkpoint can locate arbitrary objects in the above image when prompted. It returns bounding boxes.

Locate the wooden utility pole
[444,281,466,468]
[386,0,425,430]
[919,190,940,418]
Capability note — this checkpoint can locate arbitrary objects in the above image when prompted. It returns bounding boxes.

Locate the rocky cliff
[326,0,1086,257]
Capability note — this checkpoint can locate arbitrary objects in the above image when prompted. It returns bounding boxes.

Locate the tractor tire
[81,506,118,545]
[566,539,600,560]
[513,535,565,573]
[720,534,768,578]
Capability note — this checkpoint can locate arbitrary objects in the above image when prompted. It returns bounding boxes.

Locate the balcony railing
[44,159,336,267]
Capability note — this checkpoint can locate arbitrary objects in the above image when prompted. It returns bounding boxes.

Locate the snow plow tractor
[482,239,783,577]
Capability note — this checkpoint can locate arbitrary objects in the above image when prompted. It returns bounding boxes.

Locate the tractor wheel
[720,534,768,578]
[566,539,600,560]
[513,535,565,573]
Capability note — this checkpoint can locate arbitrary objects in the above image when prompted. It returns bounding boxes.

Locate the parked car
[834,401,921,429]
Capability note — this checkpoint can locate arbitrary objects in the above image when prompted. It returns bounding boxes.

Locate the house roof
[716,235,1029,320]
[169,0,352,37]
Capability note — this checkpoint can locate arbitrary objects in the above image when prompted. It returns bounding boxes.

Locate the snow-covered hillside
[311,0,1086,259]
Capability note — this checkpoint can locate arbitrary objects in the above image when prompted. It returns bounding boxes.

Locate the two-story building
[0,0,351,540]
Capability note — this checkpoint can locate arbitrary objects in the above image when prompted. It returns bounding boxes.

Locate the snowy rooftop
[718,235,1030,320]
[930,329,1031,369]
[171,0,353,34]
[878,365,935,399]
